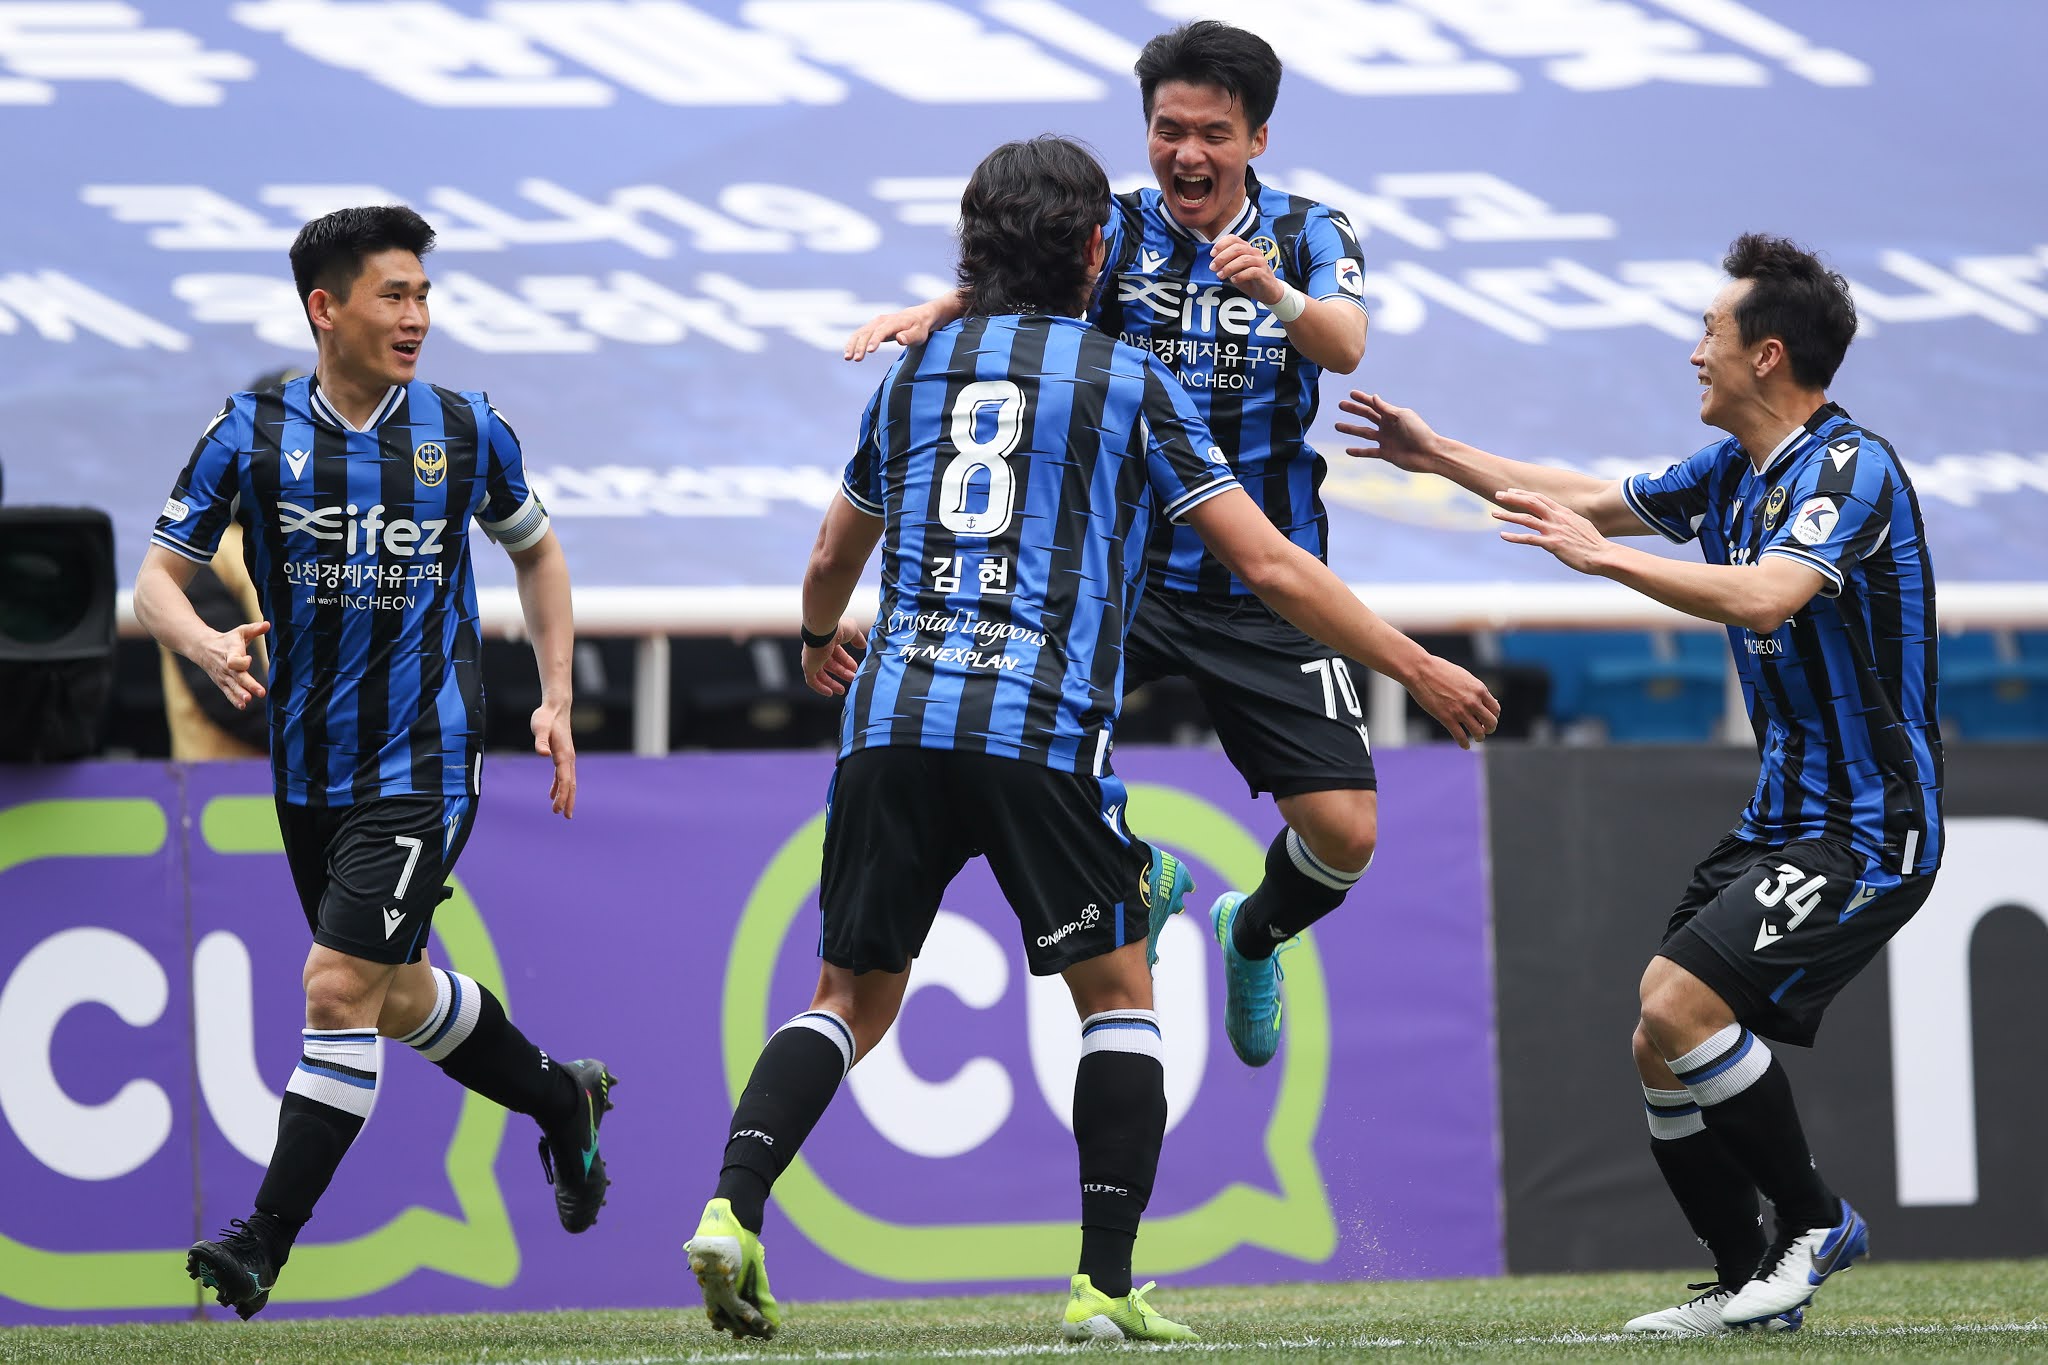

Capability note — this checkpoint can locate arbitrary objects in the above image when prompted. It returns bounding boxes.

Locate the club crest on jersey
[414,441,448,487]
[1763,484,1788,529]
[1251,235,1281,270]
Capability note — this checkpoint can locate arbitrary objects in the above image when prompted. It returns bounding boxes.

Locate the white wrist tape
[1270,285,1308,323]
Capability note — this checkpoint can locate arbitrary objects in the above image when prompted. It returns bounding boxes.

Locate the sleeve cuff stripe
[1621,477,1688,543]
[1761,545,1844,586]
[150,533,212,563]
[1312,291,1371,314]
[840,482,884,516]
[1164,476,1240,522]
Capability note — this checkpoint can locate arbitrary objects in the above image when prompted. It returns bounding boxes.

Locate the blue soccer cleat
[1141,845,1195,968]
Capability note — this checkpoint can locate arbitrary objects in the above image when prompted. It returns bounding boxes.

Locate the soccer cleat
[186,1216,283,1321]
[1721,1199,1870,1325]
[686,1197,783,1340]
[1210,891,1290,1067]
[1141,845,1195,968]
[1623,1281,1802,1336]
[537,1059,617,1233]
[1059,1274,1197,1342]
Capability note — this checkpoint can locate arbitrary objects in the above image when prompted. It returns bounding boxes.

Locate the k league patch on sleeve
[1790,496,1840,546]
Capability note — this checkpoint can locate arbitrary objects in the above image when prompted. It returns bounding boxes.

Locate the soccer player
[847,21,1389,1072]
[686,135,1495,1345]
[1337,234,1940,1334]
[133,206,616,1319]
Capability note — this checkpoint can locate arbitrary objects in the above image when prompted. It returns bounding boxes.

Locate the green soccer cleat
[685,1197,783,1340]
[1142,845,1196,968]
[1059,1274,1198,1342]
[1211,891,1292,1067]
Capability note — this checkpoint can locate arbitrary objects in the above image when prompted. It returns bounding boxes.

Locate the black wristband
[799,623,836,649]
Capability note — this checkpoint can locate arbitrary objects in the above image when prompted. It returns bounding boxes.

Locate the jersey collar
[1757,401,1849,481]
[1156,166,1262,243]
[308,377,406,432]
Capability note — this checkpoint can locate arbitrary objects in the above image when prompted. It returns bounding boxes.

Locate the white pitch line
[487,1319,2048,1365]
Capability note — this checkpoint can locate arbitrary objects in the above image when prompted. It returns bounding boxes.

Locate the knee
[1631,1021,1665,1071]
[1300,814,1377,873]
[303,969,373,1030]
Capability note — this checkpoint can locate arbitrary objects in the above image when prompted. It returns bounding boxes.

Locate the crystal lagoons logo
[414,441,448,488]
[278,500,448,556]
[0,791,516,1311]
[724,783,1336,1280]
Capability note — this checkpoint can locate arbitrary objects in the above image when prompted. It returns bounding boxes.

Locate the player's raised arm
[134,545,270,710]
[1337,391,1650,537]
[1210,231,1366,373]
[1181,490,1499,747]
[843,291,967,361]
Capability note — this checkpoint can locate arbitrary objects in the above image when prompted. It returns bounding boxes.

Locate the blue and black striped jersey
[838,313,1240,773]
[1090,167,1366,597]
[1625,403,1942,886]
[151,375,550,806]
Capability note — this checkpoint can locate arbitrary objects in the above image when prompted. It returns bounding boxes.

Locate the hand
[803,619,867,696]
[1494,487,1613,574]
[530,699,577,818]
[1403,655,1501,750]
[844,304,942,361]
[1209,234,1285,307]
[196,620,269,709]
[1335,391,1444,473]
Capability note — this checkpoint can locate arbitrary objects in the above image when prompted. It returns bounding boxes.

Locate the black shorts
[1660,833,1935,1047]
[1125,589,1377,799]
[276,794,479,966]
[818,747,1151,977]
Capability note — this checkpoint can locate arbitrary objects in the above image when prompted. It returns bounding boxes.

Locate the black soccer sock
[1644,1084,1767,1287]
[1669,1026,1838,1232]
[254,1028,380,1245]
[400,968,577,1126]
[714,1010,854,1234]
[1231,827,1366,961]
[1073,1010,1168,1300]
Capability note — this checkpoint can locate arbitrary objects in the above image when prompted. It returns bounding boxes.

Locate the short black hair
[1723,233,1857,389]
[1135,21,1282,132]
[955,136,1109,318]
[288,205,436,323]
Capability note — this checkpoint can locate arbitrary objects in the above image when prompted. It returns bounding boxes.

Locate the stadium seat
[1940,659,2048,739]
[2014,630,2048,662]
[1497,630,1725,740]
[1938,630,2007,670]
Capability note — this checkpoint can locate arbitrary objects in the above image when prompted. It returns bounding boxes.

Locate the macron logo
[1138,249,1168,274]
[284,448,310,480]
[382,908,405,939]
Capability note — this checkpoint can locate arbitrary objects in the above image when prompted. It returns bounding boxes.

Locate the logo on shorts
[1037,904,1101,949]
[414,441,448,487]
[382,907,405,939]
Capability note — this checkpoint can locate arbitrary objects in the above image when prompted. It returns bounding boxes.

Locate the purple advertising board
[0,746,1499,1323]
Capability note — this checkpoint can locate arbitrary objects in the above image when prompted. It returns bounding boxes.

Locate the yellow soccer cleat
[684,1198,783,1339]
[1059,1274,1198,1342]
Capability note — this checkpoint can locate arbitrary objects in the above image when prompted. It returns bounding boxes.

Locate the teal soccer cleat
[1211,891,1291,1067]
[1141,845,1195,968]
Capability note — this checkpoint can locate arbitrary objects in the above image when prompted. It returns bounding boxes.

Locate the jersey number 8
[939,380,1024,537]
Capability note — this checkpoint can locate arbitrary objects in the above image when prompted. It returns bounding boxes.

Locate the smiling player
[134,205,614,1318]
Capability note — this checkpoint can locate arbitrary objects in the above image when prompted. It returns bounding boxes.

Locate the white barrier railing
[118,582,2048,756]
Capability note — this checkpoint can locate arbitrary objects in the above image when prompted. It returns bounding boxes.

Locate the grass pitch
[2,1260,2044,1363]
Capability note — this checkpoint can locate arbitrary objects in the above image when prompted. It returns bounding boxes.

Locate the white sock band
[1080,1009,1162,1061]
[1669,1024,1773,1107]
[286,1026,381,1118]
[778,1009,855,1077]
[1643,1083,1706,1140]
[401,968,482,1063]
[1285,828,1368,890]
